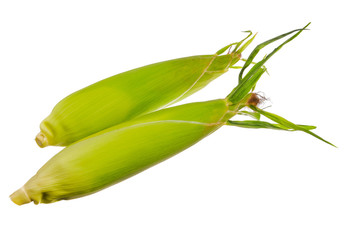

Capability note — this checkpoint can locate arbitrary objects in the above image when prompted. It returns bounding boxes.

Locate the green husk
[36,35,255,148]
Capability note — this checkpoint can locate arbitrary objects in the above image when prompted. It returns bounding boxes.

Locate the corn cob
[11,23,333,205]
[36,34,255,147]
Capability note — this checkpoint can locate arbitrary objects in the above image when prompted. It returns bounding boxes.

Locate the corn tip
[35,132,48,148]
[10,187,32,206]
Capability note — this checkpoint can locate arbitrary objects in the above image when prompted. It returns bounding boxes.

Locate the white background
[1,0,359,239]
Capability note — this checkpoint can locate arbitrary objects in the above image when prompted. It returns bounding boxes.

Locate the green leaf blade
[249,106,336,147]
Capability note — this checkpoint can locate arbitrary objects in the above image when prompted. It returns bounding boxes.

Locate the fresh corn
[36,34,255,147]
[11,23,333,205]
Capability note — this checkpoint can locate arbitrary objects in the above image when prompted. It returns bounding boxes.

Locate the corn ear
[11,23,334,205]
[13,100,231,204]
[36,35,255,148]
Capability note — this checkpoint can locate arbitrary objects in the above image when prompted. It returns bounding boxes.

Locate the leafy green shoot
[227,120,316,131]
[226,23,311,105]
[238,23,310,82]
[228,106,334,146]
[224,23,335,147]
[245,106,336,147]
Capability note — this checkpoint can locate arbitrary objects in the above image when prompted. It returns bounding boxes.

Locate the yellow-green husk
[36,37,254,147]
